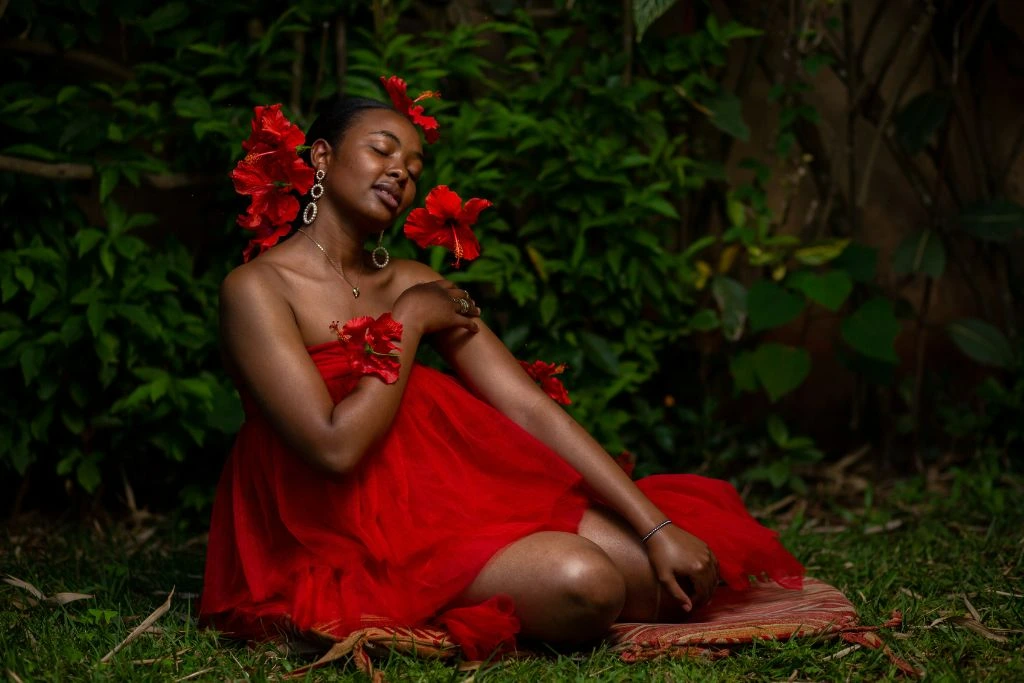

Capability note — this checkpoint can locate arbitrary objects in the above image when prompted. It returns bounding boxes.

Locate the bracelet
[641,519,673,543]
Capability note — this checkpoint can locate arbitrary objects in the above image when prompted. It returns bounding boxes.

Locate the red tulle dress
[199,336,804,658]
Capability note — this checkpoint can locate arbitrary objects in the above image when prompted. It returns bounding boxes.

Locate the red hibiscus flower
[242,104,307,154]
[519,359,571,405]
[329,313,404,384]
[230,104,314,262]
[380,75,441,144]
[404,185,491,267]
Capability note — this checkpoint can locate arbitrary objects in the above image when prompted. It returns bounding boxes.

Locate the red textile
[199,341,804,657]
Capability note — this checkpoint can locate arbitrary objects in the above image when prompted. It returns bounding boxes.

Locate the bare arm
[219,264,477,474]
[431,309,718,609]
[433,322,668,533]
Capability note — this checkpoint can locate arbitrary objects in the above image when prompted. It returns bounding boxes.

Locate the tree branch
[856,6,934,208]
[290,31,306,120]
[0,155,219,188]
[310,21,330,117]
[0,39,134,81]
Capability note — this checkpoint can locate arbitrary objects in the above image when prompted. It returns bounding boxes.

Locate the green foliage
[1,0,1018,505]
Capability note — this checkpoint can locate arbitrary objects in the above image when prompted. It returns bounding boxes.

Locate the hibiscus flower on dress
[329,313,404,384]
[519,359,571,405]
[380,75,441,144]
[404,186,492,268]
[230,104,314,262]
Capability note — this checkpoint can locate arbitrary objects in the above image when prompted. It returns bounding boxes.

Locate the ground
[1,464,1021,682]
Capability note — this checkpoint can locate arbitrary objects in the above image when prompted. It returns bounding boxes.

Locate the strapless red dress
[199,339,804,658]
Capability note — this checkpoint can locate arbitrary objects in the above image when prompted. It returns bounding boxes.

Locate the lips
[372,183,400,210]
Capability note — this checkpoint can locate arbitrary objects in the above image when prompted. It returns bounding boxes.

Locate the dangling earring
[302,169,326,225]
[372,230,390,269]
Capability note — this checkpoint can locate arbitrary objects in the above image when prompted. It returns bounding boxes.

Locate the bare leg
[451,531,626,644]
[578,506,691,623]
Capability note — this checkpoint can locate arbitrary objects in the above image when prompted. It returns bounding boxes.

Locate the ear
[309,138,333,170]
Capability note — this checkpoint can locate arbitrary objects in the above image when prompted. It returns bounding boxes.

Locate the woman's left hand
[644,524,719,612]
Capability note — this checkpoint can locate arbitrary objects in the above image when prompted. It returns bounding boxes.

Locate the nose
[386,165,407,181]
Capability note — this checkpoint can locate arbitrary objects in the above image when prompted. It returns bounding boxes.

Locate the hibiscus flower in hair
[329,313,404,384]
[230,104,314,262]
[404,185,491,268]
[519,359,571,405]
[380,75,441,144]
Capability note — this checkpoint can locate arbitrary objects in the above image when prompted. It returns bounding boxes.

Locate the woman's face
[317,108,424,228]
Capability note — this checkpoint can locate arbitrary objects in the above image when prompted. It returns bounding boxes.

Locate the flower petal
[424,185,463,219]
[459,197,493,225]
[403,207,450,250]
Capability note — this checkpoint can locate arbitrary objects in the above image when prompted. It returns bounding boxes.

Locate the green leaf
[99,243,115,277]
[173,93,212,119]
[786,270,852,311]
[20,346,44,385]
[643,196,680,219]
[891,230,946,278]
[945,318,1016,369]
[28,285,59,319]
[729,350,758,393]
[14,266,34,292]
[705,89,750,141]
[99,167,119,202]
[833,242,877,283]
[753,343,811,402]
[959,199,1024,243]
[86,301,108,337]
[57,85,81,105]
[579,331,620,375]
[841,297,900,363]
[712,276,747,341]
[0,330,22,351]
[76,228,106,256]
[540,291,558,326]
[634,0,679,42]
[138,2,189,33]
[2,143,57,161]
[76,457,102,493]
[766,414,789,446]
[747,281,804,333]
[688,308,720,332]
[793,238,850,266]
[894,91,951,155]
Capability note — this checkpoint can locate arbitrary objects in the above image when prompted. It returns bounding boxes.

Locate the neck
[302,221,366,273]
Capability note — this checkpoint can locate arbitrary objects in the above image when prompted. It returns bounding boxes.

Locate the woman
[200,93,803,658]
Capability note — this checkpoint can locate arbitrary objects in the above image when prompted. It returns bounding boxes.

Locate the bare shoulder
[219,257,291,317]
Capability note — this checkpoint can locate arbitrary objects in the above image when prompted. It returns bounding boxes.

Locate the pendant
[352,287,360,299]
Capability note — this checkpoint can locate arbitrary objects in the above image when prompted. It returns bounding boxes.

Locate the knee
[555,551,627,625]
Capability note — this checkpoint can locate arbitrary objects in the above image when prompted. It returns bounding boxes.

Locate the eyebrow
[369,130,424,161]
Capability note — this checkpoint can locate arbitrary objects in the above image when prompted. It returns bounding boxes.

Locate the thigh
[452,530,626,643]
[578,506,689,623]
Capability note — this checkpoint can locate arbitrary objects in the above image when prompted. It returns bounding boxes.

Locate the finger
[660,574,693,612]
[462,320,479,333]
[693,562,717,606]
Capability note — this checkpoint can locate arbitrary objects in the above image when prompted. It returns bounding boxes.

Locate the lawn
[2,466,1021,682]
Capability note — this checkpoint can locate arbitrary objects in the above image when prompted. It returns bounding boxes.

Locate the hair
[300,95,392,166]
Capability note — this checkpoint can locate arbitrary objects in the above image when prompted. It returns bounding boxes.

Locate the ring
[458,297,470,314]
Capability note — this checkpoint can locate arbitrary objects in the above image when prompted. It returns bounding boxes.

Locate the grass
[1,467,1022,682]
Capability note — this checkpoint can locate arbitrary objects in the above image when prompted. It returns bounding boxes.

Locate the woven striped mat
[287,578,918,680]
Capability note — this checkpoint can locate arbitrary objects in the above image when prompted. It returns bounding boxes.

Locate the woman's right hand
[393,279,481,337]
[644,524,719,612]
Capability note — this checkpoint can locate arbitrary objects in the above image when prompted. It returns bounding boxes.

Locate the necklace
[296,228,361,299]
